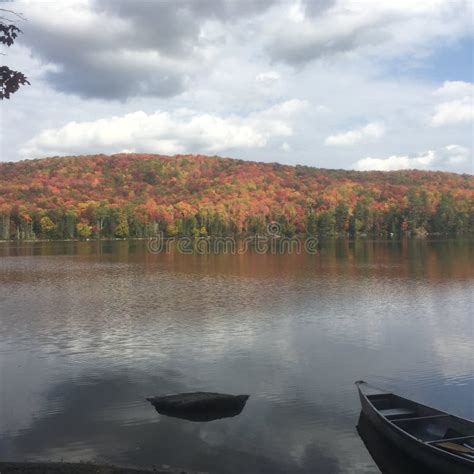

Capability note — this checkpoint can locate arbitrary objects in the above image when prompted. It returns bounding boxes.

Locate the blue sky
[405,38,473,83]
[379,37,473,83]
[1,0,473,173]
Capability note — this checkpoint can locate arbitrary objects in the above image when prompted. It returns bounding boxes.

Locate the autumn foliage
[0,154,472,240]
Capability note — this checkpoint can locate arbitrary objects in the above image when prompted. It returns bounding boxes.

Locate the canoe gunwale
[426,435,474,445]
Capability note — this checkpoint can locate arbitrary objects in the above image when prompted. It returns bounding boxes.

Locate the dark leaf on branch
[0,66,30,99]
[0,23,22,46]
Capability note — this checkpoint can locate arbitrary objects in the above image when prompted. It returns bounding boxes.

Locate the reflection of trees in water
[1,239,473,282]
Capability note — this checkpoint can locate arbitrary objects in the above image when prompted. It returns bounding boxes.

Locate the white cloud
[431,97,473,127]
[431,81,474,127]
[14,0,276,99]
[19,100,308,158]
[353,145,472,171]
[434,81,474,98]
[354,150,437,171]
[266,0,472,65]
[444,144,470,164]
[288,1,306,23]
[1,0,473,175]
[256,71,281,85]
[325,122,385,146]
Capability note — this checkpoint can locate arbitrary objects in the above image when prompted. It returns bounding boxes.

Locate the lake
[0,239,473,473]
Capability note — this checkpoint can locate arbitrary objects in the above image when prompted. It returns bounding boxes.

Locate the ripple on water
[0,241,473,473]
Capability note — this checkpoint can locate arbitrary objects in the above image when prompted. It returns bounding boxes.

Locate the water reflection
[1,238,473,282]
[0,239,472,473]
[2,372,346,474]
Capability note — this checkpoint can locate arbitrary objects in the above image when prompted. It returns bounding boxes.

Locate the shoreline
[0,461,200,473]
[0,232,470,244]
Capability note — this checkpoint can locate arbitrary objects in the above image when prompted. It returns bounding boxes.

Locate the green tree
[318,211,335,237]
[76,222,92,239]
[39,216,56,238]
[407,189,429,234]
[432,193,456,234]
[335,202,349,234]
[114,213,129,238]
[64,211,77,239]
[306,211,318,236]
[166,222,179,237]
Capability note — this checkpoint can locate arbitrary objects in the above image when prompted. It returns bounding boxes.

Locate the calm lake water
[0,239,473,473]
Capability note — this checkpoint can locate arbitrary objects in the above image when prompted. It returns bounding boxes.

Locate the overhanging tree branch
[0,8,29,99]
[0,8,27,23]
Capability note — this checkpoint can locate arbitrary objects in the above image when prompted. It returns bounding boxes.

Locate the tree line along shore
[0,154,472,240]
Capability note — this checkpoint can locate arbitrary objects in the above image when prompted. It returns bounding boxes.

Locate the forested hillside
[0,154,472,240]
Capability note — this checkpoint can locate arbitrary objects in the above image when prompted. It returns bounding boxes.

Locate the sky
[0,0,473,173]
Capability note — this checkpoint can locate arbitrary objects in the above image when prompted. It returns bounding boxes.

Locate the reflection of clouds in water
[432,336,473,381]
[426,283,474,381]
[9,371,379,473]
[0,350,54,436]
[313,278,473,383]
[1,242,473,472]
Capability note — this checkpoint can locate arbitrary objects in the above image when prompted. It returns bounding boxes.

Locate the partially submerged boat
[146,392,249,422]
[356,381,474,474]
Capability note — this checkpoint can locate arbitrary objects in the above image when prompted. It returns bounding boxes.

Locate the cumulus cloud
[431,98,473,126]
[15,0,276,99]
[16,0,471,101]
[19,100,308,158]
[354,150,436,171]
[431,81,473,127]
[434,81,474,98]
[266,0,472,65]
[2,0,473,175]
[324,122,385,146]
[353,145,472,171]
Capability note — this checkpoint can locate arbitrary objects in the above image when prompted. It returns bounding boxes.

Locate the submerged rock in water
[146,392,250,422]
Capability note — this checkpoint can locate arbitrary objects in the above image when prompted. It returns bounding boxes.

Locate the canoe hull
[357,382,474,474]
[357,412,432,473]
